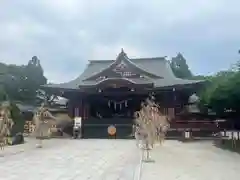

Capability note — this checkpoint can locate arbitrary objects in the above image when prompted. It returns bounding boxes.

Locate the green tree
[15,56,47,102]
[170,53,193,79]
[0,63,11,100]
[206,71,240,114]
[0,56,47,103]
[9,102,25,136]
[0,73,17,101]
[199,62,240,115]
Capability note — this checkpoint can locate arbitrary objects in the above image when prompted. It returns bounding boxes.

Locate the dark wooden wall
[66,87,193,121]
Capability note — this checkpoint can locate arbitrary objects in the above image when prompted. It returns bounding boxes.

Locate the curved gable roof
[84,50,162,80]
[42,50,204,90]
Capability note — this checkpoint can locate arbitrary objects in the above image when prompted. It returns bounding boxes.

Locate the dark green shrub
[9,102,25,136]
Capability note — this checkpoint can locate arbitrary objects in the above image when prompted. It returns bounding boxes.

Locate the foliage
[0,84,8,101]
[0,56,47,103]
[0,101,25,136]
[204,71,240,114]
[199,65,240,115]
[9,102,25,136]
[170,53,193,79]
[17,56,47,102]
[169,52,240,116]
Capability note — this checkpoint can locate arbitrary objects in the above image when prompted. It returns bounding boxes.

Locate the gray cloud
[0,0,240,83]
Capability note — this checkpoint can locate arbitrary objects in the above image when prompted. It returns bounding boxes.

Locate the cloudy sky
[0,0,240,83]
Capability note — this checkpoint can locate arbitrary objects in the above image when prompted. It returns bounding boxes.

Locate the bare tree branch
[134,97,170,153]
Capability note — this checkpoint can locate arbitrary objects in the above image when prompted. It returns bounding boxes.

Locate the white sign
[185,131,190,139]
[74,117,82,127]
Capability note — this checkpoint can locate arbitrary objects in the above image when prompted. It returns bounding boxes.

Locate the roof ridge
[132,56,167,60]
[88,56,167,63]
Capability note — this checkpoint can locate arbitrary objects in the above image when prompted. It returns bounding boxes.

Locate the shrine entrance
[82,87,147,139]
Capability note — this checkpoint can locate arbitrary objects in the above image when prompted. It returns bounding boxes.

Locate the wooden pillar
[82,100,86,120]
[68,97,84,119]
[79,99,90,120]
[79,99,83,118]
[67,99,75,118]
[172,88,176,117]
[165,88,176,119]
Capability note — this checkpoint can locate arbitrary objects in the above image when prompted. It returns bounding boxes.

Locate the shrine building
[42,49,205,138]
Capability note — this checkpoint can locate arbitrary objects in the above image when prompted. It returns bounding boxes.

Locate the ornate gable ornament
[112,49,137,77]
[112,61,137,77]
[113,60,127,72]
[83,49,161,82]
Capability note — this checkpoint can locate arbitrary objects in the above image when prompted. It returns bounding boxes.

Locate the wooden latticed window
[123,71,134,77]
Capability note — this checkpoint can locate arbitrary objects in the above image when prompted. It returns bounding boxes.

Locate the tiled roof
[43,52,204,90]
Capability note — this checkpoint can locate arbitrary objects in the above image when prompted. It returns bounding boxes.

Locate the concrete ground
[141,140,240,180]
[0,139,240,180]
[0,138,139,180]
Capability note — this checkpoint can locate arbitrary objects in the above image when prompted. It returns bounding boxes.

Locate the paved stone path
[0,139,139,180]
[0,139,240,180]
[141,140,240,180]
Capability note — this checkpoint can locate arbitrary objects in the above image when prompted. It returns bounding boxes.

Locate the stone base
[142,158,155,163]
[36,136,51,140]
[36,144,43,148]
[180,138,194,142]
